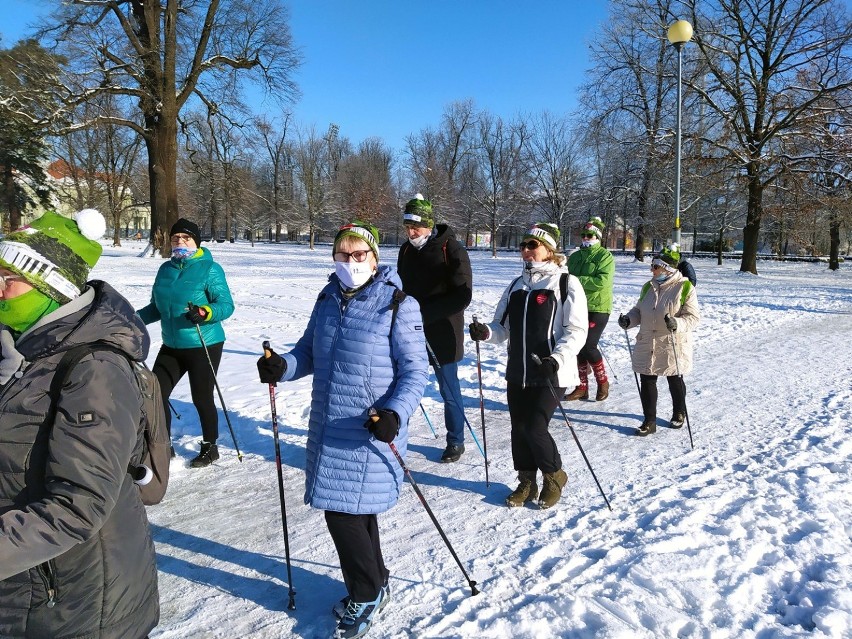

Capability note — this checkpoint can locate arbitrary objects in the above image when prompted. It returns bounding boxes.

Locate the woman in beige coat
[618,245,699,436]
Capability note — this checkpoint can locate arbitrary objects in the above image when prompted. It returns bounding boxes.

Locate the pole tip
[470,582,480,596]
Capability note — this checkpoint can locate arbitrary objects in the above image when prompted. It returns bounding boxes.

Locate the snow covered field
[95,240,852,639]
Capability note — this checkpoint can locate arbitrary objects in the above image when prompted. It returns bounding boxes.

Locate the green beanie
[522,223,560,250]
[659,243,681,267]
[0,209,106,303]
[334,220,380,261]
[403,193,434,229]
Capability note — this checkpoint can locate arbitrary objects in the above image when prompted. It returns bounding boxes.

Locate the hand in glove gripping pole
[185,302,209,325]
[257,342,286,384]
[664,314,677,332]
[618,313,630,329]
[366,408,399,443]
[469,320,490,342]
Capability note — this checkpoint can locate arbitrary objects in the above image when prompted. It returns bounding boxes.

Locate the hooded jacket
[396,224,472,365]
[0,281,158,639]
[281,265,429,514]
[137,247,234,349]
[482,261,588,389]
[567,242,615,313]
[625,271,699,376]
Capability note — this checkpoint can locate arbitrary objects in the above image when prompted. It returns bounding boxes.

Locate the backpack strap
[560,272,569,303]
[680,280,692,307]
[499,276,523,326]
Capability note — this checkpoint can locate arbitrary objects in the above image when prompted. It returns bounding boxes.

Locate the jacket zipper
[38,560,57,607]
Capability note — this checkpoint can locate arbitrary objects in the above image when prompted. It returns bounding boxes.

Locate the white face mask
[524,260,548,271]
[654,272,672,282]
[335,261,374,289]
[409,234,429,249]
[581,238,600,248]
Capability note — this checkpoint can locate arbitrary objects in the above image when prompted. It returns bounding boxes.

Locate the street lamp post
[667,19,693,246]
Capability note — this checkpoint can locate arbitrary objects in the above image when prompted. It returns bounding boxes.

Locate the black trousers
[507,383,564,474]
[639,374,687,421]
[325,511,388,603]
[153,342,223,443]
[578,311,609,364]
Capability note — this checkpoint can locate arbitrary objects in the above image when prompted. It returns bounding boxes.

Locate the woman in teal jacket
[138,219,234,468]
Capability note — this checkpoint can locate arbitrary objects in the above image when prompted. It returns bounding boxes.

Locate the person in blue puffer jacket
[137,218,234,468]
[257,220,428,639]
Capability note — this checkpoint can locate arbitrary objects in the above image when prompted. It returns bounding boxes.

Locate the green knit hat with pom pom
[0,209,106,303]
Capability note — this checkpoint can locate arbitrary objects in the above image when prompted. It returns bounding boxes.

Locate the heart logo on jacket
[535,292,548,305]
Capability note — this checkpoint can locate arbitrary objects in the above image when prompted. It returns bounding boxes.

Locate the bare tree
[682,0,852,273]
[38,0,300,255]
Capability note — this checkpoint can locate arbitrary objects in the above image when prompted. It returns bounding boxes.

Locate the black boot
[190,441,219,468]
[636,420,657,436]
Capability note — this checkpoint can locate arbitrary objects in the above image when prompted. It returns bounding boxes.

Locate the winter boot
[190,441,219,468]
[636,420,657,437]
[591,359,609,401]
[669,412,686,429]
[537,469,568,510]
[505,471,539,508]
[565,362,590,401]
[334,580,390,620]
[440,443,465,463]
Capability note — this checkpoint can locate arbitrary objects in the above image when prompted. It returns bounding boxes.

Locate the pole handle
[262,339,272,358]
[530,353,542,365]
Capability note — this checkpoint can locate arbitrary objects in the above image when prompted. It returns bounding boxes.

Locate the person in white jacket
[469,223,588,509]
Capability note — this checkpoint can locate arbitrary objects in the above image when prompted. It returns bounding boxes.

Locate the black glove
[534,356,559,378]
[664,314,677,331]
[469,321,489,342]
[618,313,630,329]
[257,349,286,384]
[365,408,399,443]
[185,303,208,325]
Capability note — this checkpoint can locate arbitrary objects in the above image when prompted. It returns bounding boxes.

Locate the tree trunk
[829,216,841,271]
[633,175,651,261]
[739,163,763,275]
[4,166,20,231]
[145,115,179,257]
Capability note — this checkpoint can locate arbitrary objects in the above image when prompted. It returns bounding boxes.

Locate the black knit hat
[170,218,201,245]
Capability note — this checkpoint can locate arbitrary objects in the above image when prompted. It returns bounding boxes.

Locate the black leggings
[325,511,388,603]
[639,374,686,421]
[153,343,223,443]
[507,383,565,474]
[578,312,609,364]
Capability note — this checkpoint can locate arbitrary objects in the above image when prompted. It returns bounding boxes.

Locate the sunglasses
[0,274,22,291]
[519,240,542,251]
[333,249,371,263]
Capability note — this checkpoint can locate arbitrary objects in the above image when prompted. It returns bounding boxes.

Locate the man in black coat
[397,194,473,463]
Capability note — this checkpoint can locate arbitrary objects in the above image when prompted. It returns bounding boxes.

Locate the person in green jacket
[565,216,615,402]
[137,219,235,468]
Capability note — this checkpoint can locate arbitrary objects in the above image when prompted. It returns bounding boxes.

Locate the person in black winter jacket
[0,210,158,639]
[397,194,473,463]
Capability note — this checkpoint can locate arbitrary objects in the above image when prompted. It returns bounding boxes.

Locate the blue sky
[2,1,607,152]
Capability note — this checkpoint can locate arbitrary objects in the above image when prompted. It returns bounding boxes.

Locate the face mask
[409,234,429,249]
[524,260,548,271]
[581,238,599,248]
[654,272,672,282]
[172,247,195,261]
[335,261,374,290]
[0,288,60,333]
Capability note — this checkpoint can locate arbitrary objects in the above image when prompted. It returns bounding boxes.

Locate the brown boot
[506,471,538,507]
[565,385,588,401]
[537,469,568,509]
[591,360,609,401]
[565,362,589,400]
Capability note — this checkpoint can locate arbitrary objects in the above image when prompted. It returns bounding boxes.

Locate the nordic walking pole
[622,329,641,397]
[189,302,243,461]
[471,315,490,487]
[531,354,613,511]
[424,340,486,458]
[369,412,479,596]
[262,341,297,609]
[419,403,439,439]
[168,400,181,419]
[668,328,695,450]
[599,344,618,382]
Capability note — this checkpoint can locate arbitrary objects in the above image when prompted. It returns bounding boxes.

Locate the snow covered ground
[95,240,852,639]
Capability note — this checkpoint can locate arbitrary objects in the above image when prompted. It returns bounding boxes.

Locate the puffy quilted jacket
[0,281,158,639]
[625,271,699,376]
[281,265,429,514]
[137,247,234,348]
[567,243,614,313]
